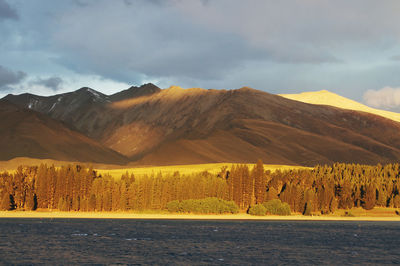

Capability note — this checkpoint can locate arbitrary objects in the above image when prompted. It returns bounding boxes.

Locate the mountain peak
[76,86,91,92]
[167,85,184,90]
[238,86,254,90]
[75,87,103,96]
[109,83,161,102]
[237,86,261,93]
[71,87,107,104]
[280,90,400,123]
[316,89,330,93]
[126,83,160,91]
[280,90,346,103]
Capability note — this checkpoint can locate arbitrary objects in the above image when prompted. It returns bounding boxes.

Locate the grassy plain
[1,209,400,221]
[0,158,309,178]
[95,163,310,179]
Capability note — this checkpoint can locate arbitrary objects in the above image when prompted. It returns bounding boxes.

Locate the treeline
[1,161,400,214]
[270,163,400,214]
[0,164,230,212]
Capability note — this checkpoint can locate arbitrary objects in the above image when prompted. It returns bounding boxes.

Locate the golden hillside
[280,90,400,123]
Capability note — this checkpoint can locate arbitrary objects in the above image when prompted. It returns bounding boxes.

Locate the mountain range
[3,84,400,166]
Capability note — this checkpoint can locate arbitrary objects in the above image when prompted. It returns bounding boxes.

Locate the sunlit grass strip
[95,163,310,179]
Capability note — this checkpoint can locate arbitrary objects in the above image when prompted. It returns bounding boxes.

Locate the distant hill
[0,100,128,164]
[280,90,400,123]
[4,85,400,166]
[4,83,160,139]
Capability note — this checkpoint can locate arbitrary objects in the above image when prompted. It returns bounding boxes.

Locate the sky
[1,0,400,110]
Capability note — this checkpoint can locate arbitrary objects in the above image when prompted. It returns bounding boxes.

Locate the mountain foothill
[3,83,400,166]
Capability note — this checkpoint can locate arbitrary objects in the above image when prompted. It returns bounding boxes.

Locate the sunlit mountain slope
[280,90,400,123]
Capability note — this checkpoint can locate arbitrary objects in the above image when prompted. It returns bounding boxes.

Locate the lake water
[0,219,399,265]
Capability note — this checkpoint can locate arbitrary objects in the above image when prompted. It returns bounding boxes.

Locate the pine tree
[36,164,49,208]
[119,181,128,211]
[363,184,376,210]
[88,194,96,211]
[393,195,400,208]
[303,201,313,216]
[25,192,37,211]
[242,165,252,209]
[254,159,265,204]
[0,193,13,210]
[329,197,338,213]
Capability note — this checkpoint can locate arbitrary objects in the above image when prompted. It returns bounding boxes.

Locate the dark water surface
[0,219,399,265]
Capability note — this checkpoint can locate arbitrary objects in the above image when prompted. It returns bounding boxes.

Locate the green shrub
[166,200,181,213]
[248,204,267,216]
[263,199,281,214]
[166,197,239,214]
[263,199,291,216]
[224,200,240,214]
[278,202,291,216]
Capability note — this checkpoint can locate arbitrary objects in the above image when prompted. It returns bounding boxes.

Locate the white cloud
[363,87,400,109]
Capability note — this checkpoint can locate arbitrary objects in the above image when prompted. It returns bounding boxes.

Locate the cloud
[2,0,400,99]
[0,65,26,90]
[31,76,63,91]
[50,0,264,83]
[175,0,400,59]
[43,0,399,84]
[391,55,400,61]
[0,0,18,20]
[363,87,400,109]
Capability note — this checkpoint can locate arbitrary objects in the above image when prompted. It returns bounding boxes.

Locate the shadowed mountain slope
[4,85,400,166]
[0,100,128,164]
[4,83,161,137]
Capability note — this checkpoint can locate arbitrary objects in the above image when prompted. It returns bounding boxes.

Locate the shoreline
[1,211,400,221]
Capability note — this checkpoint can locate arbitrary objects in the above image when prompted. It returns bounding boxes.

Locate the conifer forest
[1,160,400,214]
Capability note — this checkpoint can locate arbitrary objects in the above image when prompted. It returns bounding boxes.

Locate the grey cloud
[47,0,397,85]
[123,0,133,6]
[0,0,18,20]
[175,0,400,63]
[390,55,400,61]
[31,76,63,91]
[50,0,266,83]
[72,0,91,7]
[0,65,26,90]
[180,0,400,44]
[2,0,400,99]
